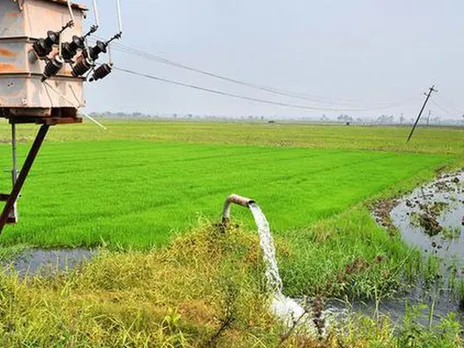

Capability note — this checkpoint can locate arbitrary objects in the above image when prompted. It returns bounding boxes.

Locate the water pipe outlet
[222,194,256,227]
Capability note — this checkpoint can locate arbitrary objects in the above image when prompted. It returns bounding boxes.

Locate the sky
[78,0,464,120]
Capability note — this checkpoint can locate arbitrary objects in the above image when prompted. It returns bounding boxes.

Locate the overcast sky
[79,1,464,120]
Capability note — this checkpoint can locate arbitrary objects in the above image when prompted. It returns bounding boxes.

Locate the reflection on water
[391,170,464,262]
[6,248,96,277]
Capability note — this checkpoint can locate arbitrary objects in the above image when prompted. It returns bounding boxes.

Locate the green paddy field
[0,121,461,249]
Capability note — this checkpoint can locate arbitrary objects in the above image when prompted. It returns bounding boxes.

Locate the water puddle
[369,170,464,323]
[391,171,464,262]
[5,248,96,277]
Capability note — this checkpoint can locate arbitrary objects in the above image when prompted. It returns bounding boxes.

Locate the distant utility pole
[407,85,438,143]
[427,110,432,126]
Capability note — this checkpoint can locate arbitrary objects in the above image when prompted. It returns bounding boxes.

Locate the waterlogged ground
[368,170,464,323]
[391,170,464,261]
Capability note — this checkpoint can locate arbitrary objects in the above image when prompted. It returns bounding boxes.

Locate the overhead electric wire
[429,99,457,118]
[434,96,464,115]
[43,81,107,129]
[114,67,355,112]
[113,66,416,112]
[89,37,412,109]
[431,97,463,117]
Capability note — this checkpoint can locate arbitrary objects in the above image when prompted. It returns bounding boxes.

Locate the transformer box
[0,0,87,120]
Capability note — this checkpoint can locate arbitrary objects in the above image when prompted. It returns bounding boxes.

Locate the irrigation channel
[370,170,464,323]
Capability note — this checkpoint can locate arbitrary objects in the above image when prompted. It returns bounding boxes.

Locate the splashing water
[249,203,283,294]
[249,203,321,333]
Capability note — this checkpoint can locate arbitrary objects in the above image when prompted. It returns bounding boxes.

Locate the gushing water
[249,203,320,332]
[249,203,283,294]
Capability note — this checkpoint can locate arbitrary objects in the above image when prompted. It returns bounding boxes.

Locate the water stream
[249,203,339,334]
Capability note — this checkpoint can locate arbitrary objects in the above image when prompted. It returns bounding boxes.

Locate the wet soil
[372,198,398,233]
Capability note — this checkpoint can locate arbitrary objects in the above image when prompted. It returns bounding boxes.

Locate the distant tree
[377,114,394,124]
[431,116,440,124]
[337,114,353,123]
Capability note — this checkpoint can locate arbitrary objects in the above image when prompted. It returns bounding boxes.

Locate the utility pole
[407,85,438,143]
[427,109,432,126]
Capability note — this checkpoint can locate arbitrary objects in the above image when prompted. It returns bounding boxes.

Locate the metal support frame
[0,124,50,235]
[10,123,19,223]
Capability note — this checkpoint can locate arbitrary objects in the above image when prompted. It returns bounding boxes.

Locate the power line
[431,98,463,117]
[430,99,457,117]
[91,37,412,109]
[113,67,417,112]
[113,67,367,112]
[434,96,464,115]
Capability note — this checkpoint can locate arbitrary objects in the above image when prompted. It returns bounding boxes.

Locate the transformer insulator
[83,40,107,61]
[72,58,93,77]
[89,64,113,82]
[62,36,85,62]
[32,30,60,59]
[44,31,60,47]
[41,56,64,82]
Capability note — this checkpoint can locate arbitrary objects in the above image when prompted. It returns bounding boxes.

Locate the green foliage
[397,305,462,347]
[0,120,459,300]
[279,206,422,298]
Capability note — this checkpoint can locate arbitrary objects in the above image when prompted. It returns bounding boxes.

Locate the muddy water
[391,171,464,262]
[367,170,464,323]
[6,248,96,277]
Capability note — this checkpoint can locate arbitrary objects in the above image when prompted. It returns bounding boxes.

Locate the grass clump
[279,205,423,300]
[0,222,282,347]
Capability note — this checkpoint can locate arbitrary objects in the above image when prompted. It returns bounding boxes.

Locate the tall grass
[0,223,461,347]
[0,223,278,347]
